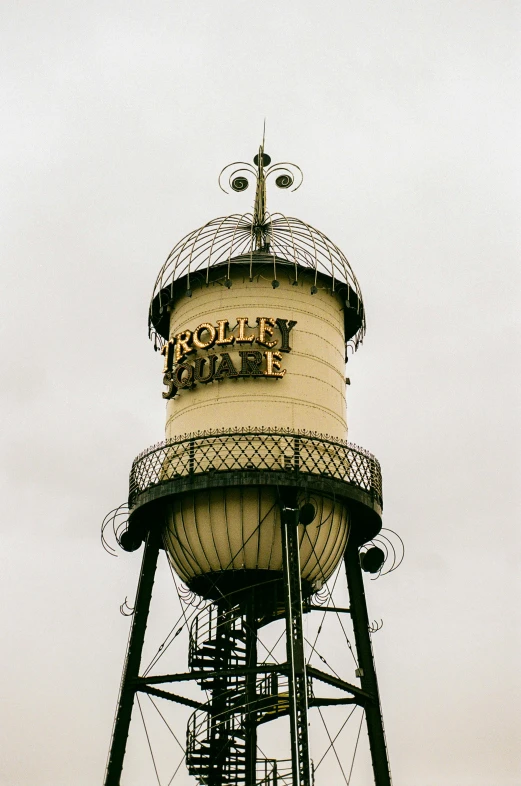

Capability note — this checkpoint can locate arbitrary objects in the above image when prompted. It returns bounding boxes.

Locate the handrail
[129,428,382,509]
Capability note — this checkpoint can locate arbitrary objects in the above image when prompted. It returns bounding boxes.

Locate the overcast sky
[1,1,520,785]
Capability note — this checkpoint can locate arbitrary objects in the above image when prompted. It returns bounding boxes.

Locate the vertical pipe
[281,501,312,786]
[104,526,161,786]
[344,537,392,786]
[208,599,231,786]
[244,592,258,786]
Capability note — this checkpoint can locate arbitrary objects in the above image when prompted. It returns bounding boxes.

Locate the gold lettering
[275,318,297,352]
[168,317,293,385]
[161,339,174,372]
[214,353,238,379]
[173,363,194,388]
[236,317,255,344]
[256,317,277,348]
[174,330,194,363]
[194,355,217,383]
[216,319,235,346]
[162,372,177,399]
[192,322,217,350]
[263,350,286,378]
[238,350,263,376]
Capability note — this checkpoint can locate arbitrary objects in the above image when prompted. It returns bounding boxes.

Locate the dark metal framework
[281,498,312,786]
[129,428,382,508]
[104,431,392,785]
[149,144,364,352]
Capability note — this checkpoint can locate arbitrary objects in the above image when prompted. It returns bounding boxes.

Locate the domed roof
[149,144,366,352]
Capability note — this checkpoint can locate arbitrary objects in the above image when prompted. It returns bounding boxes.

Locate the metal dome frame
[148,142,366,353]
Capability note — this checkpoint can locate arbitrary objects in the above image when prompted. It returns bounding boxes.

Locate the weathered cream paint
[162,262,350,588]
[163,486,349,590]
[165,267,348,440]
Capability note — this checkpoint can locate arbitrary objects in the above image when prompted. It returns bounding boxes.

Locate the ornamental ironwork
[149,139,366,354]
[128,428,382,509]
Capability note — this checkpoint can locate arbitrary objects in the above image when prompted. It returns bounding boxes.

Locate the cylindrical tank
[164,255,348,439]
[149,236,365,600]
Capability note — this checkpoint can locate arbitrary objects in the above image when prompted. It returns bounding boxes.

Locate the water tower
[102,141,401,786]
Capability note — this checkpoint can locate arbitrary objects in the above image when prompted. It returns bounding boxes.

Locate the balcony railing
[129,427,382,509]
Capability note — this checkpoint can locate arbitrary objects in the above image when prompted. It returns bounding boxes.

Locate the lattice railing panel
[129,428,382,509]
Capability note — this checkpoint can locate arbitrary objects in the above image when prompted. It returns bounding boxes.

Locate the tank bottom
[188,569,314,620]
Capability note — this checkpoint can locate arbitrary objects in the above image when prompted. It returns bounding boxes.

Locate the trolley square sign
[161,316,297,399]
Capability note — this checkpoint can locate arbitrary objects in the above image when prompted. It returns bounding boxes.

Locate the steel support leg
[104,527,161,786]
[281,502,312,786]
[344,538,392,786]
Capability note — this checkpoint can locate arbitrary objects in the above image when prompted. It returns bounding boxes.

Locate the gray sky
[1,1,519,784]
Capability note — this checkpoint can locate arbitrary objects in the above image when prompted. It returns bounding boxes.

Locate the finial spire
[218,136,304,248]
[252,126,272,238]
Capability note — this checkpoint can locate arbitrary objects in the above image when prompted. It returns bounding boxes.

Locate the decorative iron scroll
[128,428,382,508]
[360,527,404,579]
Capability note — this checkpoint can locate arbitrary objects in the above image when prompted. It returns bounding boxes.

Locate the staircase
[185,602,314,785]
[186,603,249,785]
[189,603,247,680]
